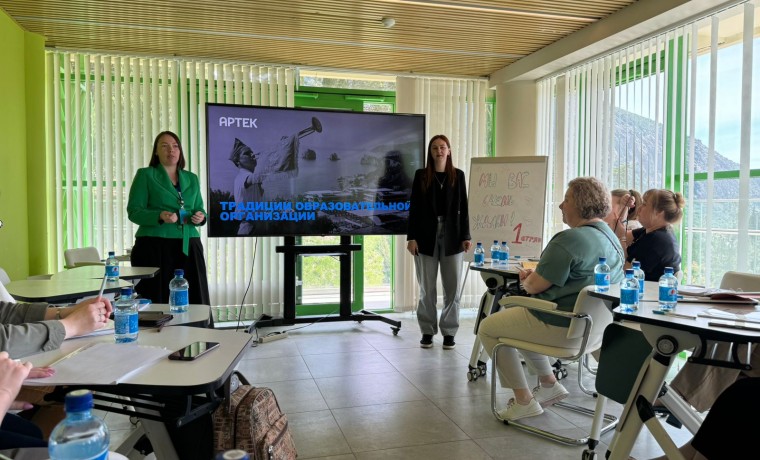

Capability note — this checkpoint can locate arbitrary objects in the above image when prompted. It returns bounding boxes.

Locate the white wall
[495,81,538,157]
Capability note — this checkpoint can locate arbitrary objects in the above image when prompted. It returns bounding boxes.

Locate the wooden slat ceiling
[0,0,638,77]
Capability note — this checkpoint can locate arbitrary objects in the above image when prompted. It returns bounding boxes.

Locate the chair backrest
[0,267,10,286]
[720,271,760,291]
[64,247,102,269]
[566,286,614,352]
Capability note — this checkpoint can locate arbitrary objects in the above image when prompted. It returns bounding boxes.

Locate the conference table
[25,326,253,460]
[5,278,132,304]
[141,303,212,328]
[589,282,760,459]
[51,265,159,282]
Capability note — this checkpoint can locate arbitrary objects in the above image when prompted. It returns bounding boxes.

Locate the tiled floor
[105,309,695,459]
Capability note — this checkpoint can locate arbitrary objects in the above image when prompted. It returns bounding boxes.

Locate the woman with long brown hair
[406,135,471,349]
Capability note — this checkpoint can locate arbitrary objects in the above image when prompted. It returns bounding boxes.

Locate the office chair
[489,286,618,446]
[64,247,103,269]
[720,270,760,291]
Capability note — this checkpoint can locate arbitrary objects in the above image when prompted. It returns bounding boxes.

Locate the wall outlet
[259,331,288,343]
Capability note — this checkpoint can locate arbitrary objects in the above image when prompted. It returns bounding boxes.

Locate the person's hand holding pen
[51,297,114,339]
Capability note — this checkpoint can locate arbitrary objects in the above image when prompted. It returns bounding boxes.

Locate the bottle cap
[108,251,115,256]
[174,269,184,276]
[599,257,606,263]
[64,389,94,413]
[493,240,498,244]
[121,287,133,297]
[632,261,641,268]
[664,267,674,274]
[476,242,482,246]
[625,269,634,275]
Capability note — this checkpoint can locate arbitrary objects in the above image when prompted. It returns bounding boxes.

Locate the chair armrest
[498,296,558,311]
[498,296,589,321]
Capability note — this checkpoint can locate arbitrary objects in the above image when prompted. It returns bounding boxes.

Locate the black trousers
[0,414,46,449]
[131,236,211,306]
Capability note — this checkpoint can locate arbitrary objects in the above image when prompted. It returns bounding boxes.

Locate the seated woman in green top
[477,177,624,421]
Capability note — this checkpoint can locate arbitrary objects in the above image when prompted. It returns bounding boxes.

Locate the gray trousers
[414,221,463,336]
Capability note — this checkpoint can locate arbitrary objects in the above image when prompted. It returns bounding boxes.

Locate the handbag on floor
[212,371,297,460]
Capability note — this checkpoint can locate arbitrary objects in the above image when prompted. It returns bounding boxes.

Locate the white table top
[26,326,252,395]
[6,278,132,304]
[142,303,211,328]
[589,281,760,341]
[51,265,159,281]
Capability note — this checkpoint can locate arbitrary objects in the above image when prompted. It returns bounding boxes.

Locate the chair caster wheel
[582,449,598,460]
[477,361,487,376]
[467,366,480,382]
[391,327,399,336]
[554,368,568,380]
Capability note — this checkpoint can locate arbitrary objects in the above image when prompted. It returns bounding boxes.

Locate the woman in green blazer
[127,131,210,305]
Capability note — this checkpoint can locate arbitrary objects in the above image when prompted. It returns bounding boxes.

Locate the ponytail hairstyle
[643,189,685,224]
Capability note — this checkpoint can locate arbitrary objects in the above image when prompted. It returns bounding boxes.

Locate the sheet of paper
[25,342,171,386]
[67,319,115,340]
[698,307,760,324]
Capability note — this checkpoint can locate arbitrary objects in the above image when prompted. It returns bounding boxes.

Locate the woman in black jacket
[406,135,471,349]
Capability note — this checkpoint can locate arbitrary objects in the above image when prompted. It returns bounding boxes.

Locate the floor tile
[315,371,427,409]
[235,355,312,382]
[288,410,352,459]
[332,400,469,452]
[354,440,492,459]
[249,378,329,414]
[302,350,397,378]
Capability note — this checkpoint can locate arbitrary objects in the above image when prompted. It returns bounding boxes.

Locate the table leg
[607,326,701,459]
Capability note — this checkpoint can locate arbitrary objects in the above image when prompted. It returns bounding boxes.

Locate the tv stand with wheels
[255,236,401,335]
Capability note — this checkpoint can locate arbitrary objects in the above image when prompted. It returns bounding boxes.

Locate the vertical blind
[395,76,489,309]
[536,0,759,286]
[46,52,294,314]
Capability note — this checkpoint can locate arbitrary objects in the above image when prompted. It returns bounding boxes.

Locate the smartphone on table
[168,341,220,360]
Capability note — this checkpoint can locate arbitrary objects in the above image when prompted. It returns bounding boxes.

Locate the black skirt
[130,236,211,306]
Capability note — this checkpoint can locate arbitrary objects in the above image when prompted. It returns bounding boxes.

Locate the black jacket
[406,168,471,257]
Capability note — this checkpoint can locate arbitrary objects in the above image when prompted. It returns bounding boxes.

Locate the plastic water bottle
[474,242,485,266]
[619,269,639,312]
[105,251,119,282]
[490,240,500,267]
[169,269,189,313]
[48,390,110,460]
[114,287,138,343]
[632,261,645,295]
[658,267,678,311]
[500,241,509,266]
[594,257,611,292]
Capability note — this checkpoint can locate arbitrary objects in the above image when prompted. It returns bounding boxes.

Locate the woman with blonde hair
[616,189,685,281]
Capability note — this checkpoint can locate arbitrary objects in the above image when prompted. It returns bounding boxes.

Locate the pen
[652,310,697,320]
[96,276,108,300]
[157,323,166,333]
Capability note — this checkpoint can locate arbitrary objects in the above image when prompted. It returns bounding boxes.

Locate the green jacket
[127,166,206,254]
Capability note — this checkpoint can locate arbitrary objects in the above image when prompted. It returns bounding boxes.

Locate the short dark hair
[149,131,186,169]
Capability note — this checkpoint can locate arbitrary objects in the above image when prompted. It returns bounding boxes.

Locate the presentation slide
[206,104,425,237]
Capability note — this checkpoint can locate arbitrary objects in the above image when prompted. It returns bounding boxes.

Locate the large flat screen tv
[206,103,425,237]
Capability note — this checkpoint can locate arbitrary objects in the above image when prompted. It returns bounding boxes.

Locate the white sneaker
[532,382,569,407]
[496,397,544,421]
